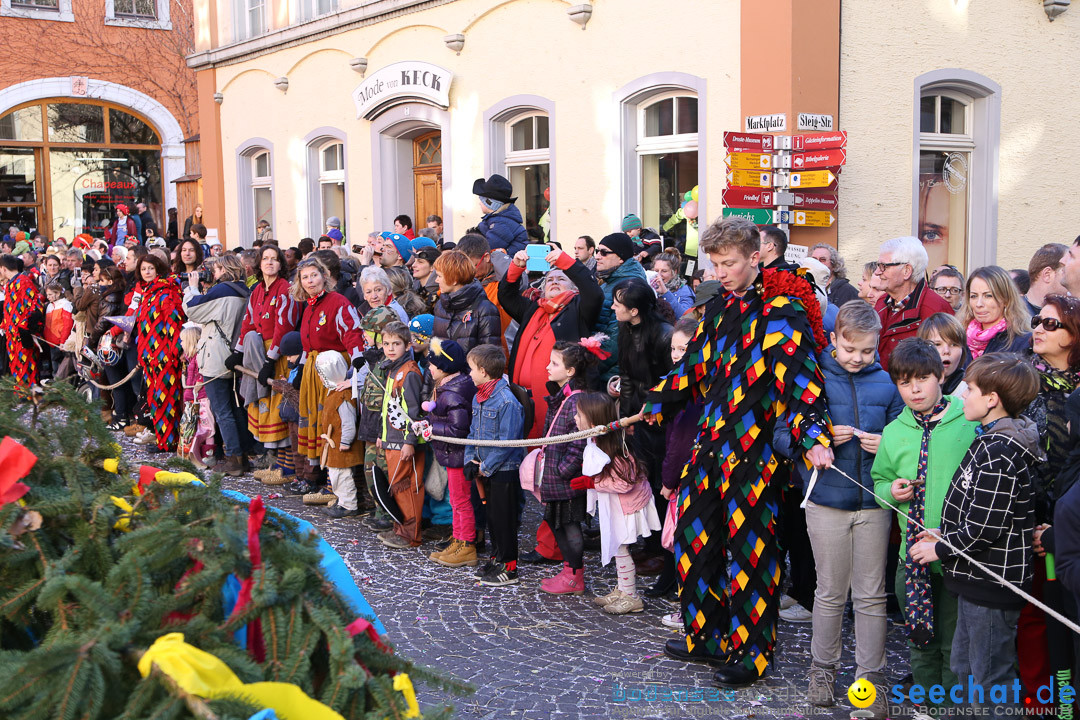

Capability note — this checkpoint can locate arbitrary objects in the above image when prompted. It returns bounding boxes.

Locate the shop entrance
[412,131,442,227]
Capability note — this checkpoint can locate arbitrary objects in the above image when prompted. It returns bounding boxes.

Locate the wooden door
[412,131,442,225]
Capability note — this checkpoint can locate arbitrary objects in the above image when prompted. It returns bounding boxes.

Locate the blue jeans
[205,376,252,458]
[951,595,1021,717]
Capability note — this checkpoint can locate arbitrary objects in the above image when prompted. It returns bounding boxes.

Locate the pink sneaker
[540,565,584,595]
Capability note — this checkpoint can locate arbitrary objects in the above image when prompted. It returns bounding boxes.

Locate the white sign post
[744,113,787,132]
[352,62,453,119]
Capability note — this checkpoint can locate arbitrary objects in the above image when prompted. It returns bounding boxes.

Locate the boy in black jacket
[910,353,1043,716]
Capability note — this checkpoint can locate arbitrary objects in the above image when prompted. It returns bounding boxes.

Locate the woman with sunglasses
[1019,294,1080,703]
[960,265,1031,359]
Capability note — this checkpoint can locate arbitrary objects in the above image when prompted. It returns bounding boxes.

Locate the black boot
[643,553,676,597]
[712,661,766,688]
[663,638,725,667]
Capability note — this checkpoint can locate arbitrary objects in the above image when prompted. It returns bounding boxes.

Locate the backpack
[508,382,534,441]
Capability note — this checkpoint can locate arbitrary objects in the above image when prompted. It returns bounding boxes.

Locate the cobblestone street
[190,455,912,720]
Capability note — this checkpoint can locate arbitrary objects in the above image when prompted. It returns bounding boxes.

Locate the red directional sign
[792,131,848,151]
[789,192,839,211]
[722,187,774,208]
[791,149,847,170]
[723,132,774,153]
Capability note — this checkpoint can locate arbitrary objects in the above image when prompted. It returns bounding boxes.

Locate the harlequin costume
[644,267,832,678]
[136,277,185,450]
[2,272,42,390]
[238,276,297,445]
[297,291,364,464]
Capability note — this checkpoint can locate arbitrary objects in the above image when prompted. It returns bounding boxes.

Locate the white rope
[426,424,614,448]
[824,464,1080,638]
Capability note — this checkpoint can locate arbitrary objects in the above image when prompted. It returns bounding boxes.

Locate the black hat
[471,173,517,204]
[279,330,302,357]
[427,338,468,375]
[599,232,635,262]
[411,246,440,266]
[692,280,723,308]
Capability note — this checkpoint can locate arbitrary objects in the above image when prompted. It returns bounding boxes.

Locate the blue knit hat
[387,233,412,262]
[410,236,437,251]
[408,314,434,340]
[279,331,302,357]
[326,228,343,242]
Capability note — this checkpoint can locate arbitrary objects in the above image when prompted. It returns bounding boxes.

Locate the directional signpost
[722,187,774,208]
[785,149,846,170]
[723,207,774,225]
[723,132,774,153]
[792,131,848,151]
[725,152,772,170]
[786,170,837,189]
[776,210,836,227]
[726,169,773,189]
[776,191,839,211]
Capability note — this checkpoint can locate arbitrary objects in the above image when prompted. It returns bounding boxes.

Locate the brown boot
[436,540,478,568]
[214,456,244,477]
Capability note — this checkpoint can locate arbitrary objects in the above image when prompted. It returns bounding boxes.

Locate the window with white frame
[918,90,974,273]
[318,140,345,236]
[249,150,273,245]
[296,0,337,23]
[105,0,169,29]
[234,0,266,40]
[636,93,698,248]
[504,112,550,238]
[2,0,72,21]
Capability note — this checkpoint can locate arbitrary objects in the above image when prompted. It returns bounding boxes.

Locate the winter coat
[595,454,653,515]
[499,253,603,379]
[105,216,137,246]
[477,203,528,256]
[659,283,695,317]
[87,286,126,350]
[875,279,955,370]
[464,378,525,475]
[1053,478,1080,599]
[538,385,587,503]
[74,285,103,348]
[428,372,476,468]
[827,277,861,307]
[975,328,1031,356]
[432,281,502,353]
[618,318,673,415]
[379,354,424,450]
[595,258,647,374]
[871,396,978,570]
[939,417,1044,609]
[776,349,904,510]
[183,280,251,378]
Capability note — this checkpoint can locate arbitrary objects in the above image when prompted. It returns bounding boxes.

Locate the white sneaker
[133,429,155,445]
[780,593,798,610]
[779,602,813,623]
[661,611,682,629]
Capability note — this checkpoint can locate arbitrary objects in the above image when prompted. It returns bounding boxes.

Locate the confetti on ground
[267,492,284,499]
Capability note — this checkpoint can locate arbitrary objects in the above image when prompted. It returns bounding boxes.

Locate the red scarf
[475,378,500,403]
[306,290,326,308]
[537,289,577,316]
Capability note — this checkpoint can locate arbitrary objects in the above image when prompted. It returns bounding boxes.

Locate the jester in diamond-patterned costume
[645,263,832,681]
[1,268,42,391]
[136,276,185,451]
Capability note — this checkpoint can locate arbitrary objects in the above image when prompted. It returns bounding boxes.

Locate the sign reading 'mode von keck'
[352,62,453,119]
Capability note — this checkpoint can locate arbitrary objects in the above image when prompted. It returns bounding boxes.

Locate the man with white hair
[874,236,954,369]
[111,245,128,269]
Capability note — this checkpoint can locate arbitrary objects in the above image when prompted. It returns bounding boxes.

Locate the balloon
[683,190,693,202]
[680,200,687,209]
[684,200,699,220]
[543,187,550,202]
[691,185,699,202]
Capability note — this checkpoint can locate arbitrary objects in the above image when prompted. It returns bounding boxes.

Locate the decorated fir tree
[0,379,467,719]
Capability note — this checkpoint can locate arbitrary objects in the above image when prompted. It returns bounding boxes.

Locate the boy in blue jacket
[464,343,525,587]
[776,300,903,716]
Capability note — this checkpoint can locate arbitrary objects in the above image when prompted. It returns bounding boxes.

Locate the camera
[198,265,213,285]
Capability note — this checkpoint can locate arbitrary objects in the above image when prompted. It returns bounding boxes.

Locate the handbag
[519,390,581,501]
[661,494,679,551]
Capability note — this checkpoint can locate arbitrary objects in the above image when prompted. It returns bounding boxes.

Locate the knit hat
[326,228,344,242]
[599,232,635,262]
[408,314,434,340]
[325,216,342,229]
[427,337,468,375]
[387,233,412,262]
[279,331,302,357]
[410,236,437,251]
[621,214,643,233]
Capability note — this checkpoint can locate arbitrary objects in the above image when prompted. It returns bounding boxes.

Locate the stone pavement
[118,433,912,719]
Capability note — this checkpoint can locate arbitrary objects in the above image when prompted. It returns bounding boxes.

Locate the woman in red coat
[132,254,185,451]
[293,257,365,466]
[0,254,42,391]
[238,245,298,473]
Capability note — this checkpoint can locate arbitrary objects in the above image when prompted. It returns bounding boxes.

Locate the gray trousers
[951,595,1021,718]
[805,501,891,678]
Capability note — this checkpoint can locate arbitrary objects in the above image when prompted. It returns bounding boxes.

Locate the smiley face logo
[847,678,876,708]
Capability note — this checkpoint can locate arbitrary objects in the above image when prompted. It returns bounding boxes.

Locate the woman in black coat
[432,251,501,352]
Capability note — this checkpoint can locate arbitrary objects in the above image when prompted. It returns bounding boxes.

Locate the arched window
[0,99,163,239]
[237,141,273,248]
[503,111,550,238]
[318,140,345,235]
[636,92,698,249]
[914,71,1001,272]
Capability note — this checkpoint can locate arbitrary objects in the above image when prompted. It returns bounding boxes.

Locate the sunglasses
[596,249,616,257]
[1031,315,1066,332]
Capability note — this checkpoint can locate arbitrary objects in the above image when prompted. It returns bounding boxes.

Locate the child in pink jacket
[181,325,215,468]
[570,392,661,616]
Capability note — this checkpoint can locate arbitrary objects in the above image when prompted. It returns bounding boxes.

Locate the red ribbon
[0,437,35,508]
[229,495,267,662]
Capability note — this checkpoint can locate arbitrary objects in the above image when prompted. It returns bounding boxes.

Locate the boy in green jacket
[871,338,977,704]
